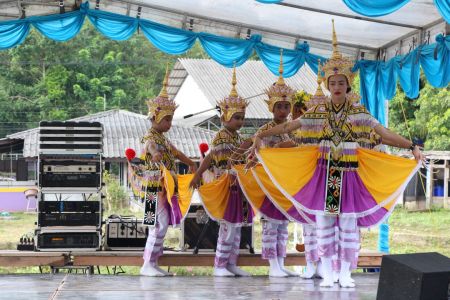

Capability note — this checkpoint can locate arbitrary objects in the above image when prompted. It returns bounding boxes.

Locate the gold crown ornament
[306,60,330,109]
[265,49,295,112]
[322,20,355,90]
[217,65,249,122]
[147,64,179,123]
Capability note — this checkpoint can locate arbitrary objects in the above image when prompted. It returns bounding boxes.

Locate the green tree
[0,22,208,137]
[388,81,449,150]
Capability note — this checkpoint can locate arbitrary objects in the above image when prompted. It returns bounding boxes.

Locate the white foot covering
[213,267,235,277]
[339,261,355,288]
[319,257,334,287]
[281,267,300,277]
[269,268,288,277]
[140,264,166,277]
[320,278,335,287]
[333,271,339,283]
[334,272,354,283]
[300,261,317,279]
[268,258,288,277]
[339,276,355,288]
[277,257,299,277]
[155,265,173,276]
[226,265,251,277]
[315,261,323,279]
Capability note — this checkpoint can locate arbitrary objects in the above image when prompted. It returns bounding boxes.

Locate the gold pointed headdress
[322,20,355,90]
[306,60,329,109]
[265,49,295,112]
[217,64,249,122]
[147,64,178,123]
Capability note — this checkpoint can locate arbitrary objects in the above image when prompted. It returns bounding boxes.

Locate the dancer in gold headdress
[189,65,254,277]
[135,65,197,277]
[250,20,424,287]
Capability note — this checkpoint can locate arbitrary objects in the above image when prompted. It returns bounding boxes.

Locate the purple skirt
[222,184,254,226]
[292,159,391,227]
[167,195,183,226]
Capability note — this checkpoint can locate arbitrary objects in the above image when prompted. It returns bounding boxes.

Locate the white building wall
[173,75,216,121]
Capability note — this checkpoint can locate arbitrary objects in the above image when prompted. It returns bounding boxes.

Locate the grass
[359,207,450,258]
[0,207,449,274]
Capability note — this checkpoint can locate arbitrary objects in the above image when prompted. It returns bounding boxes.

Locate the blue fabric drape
[435,0,450,24]
[256,0,450,24]
[355,51,423,126]
[0,20,30,50]
[140,19,197,55]
[355,60,395,126]
[199,33,260,67]
[32,11,85,42]
[255,42,325,77]
[255,0,282,3]
[341,0,449,24]
[354,35,449,125]
[0,1,448,125]
[342,0,410,17]
[397,50,421,99]
[419,34,450,88]
[87,8,138,40]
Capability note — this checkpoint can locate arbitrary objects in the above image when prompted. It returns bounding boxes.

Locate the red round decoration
[199,143,209,154]
[125,148,136,161]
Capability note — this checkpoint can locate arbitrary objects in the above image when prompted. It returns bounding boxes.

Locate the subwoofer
[180,205,253,252]
[376,252,450,300]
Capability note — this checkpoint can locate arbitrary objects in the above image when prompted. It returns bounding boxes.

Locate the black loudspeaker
[182,205,253,251]
[377,252,450,300]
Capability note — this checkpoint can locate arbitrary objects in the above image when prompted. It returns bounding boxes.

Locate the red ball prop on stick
[199,143,209,155]
[125,148,136,161]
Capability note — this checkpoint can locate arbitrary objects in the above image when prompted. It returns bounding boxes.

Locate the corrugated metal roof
[170,58,319,120]
[5,109,216,159]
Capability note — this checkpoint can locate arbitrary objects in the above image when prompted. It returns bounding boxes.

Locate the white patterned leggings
[143,205,170,264]
[261,220,289,260]
[214,222,241,268]
[302,223,319,263]
[316,215,359,269]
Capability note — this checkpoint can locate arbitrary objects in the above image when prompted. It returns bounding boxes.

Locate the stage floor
[0,273,379,299]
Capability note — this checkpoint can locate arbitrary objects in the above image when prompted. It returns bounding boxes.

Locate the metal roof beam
[0,12,19,18]
[113,0,378,52]
[277,2,422,30]
[380,18,445,50]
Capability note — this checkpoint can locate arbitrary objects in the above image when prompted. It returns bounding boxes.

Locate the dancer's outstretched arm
[250,119,301,154]
[374,125,425,162]
[173,145,197,173]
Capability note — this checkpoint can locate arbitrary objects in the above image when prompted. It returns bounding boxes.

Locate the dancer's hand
[412,146,426,165]
[248,135,262,161]
[245,149,259,170]
[245,159,258,170]
[188,162,197,173]
[275,140,296,148]
[189,174,201,190]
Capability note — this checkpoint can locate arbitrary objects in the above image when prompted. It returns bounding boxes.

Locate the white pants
[261,220,289,260]
[316,215,359,269]
[214,222,241,268]
[143,204,170,264]
[302,223,319,263]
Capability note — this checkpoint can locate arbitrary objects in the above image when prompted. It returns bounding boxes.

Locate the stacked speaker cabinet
[377,252,450,300]
[180,204,254,252]
[35,121,103,251]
